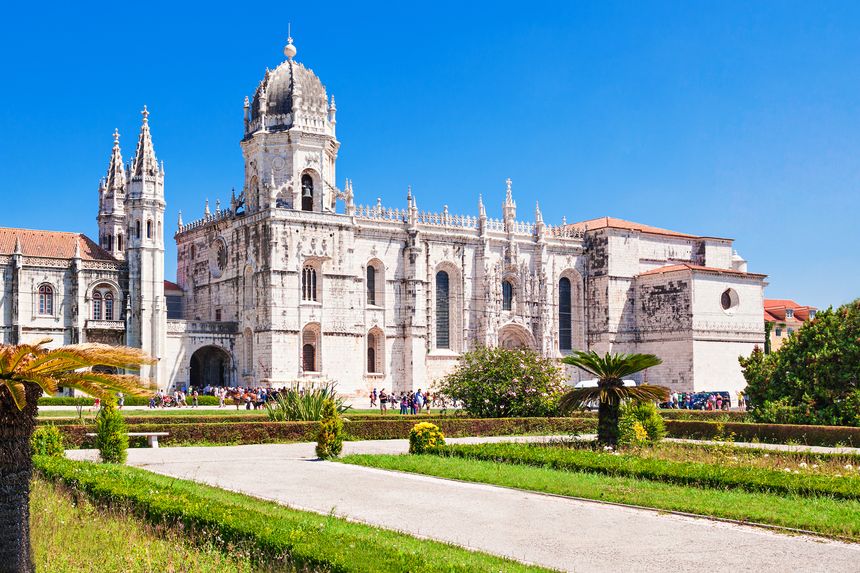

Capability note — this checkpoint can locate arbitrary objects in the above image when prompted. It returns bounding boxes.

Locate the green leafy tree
[741,299,860,426]
[438,346,566,418]
[315,398,344,459]
[95,396,128,463]
[0,339,151,573]
[560,351,668,446]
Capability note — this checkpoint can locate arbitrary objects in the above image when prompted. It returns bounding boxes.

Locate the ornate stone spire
[131,106,158,178]
[503,178,516,224]
[13,236,22,255]
[105,128,125,192]
[284,24,297,60]
[478,194,486,219]
[204,198,211,218]
[177,210,183,229]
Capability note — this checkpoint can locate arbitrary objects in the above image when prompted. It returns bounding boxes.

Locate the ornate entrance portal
[189,345,232,388]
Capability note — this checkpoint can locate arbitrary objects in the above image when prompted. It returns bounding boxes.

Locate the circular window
[209,238,228,278]
[721,288,739,312]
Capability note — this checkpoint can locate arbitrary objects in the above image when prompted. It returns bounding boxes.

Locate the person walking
[117,391,124,409]
[192,389,199,408]
[379,389,388,414]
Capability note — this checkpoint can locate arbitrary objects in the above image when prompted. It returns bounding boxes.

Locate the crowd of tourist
[662,391,747,411]
[370,388,455,415]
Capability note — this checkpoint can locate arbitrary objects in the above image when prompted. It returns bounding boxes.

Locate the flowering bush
[438,346,566,418]
[618,401,666,447]
[409,422,446,454]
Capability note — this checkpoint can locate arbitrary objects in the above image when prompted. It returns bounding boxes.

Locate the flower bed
[665,420,860,447]
[434,442,860,500]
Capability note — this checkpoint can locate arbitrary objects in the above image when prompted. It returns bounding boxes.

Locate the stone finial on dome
[177,210,183,229]
[284,24,297,60]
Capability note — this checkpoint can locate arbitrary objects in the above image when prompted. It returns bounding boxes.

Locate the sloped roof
[164,279,182,292]
[638,263,767,279]
[0,228,117,262]
[562,216,732,241]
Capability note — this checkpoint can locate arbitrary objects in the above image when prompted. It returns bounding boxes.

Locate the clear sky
[1,1,857,309]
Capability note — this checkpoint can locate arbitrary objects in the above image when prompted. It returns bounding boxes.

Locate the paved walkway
[67,437,860,572]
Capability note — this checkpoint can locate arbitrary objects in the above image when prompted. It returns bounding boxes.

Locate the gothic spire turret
[105,128,125,192]
[503,178,516,229]
[131,106,159,178]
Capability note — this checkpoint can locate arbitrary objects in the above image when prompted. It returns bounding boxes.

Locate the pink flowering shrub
[438,346,566,418]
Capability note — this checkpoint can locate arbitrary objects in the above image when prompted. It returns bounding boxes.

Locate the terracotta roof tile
[562,216,732,241]
[638,263,767,279]
[164,280,182,291]
[0,228,117,262]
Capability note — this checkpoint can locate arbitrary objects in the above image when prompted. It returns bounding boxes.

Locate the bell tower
[240,34,340,213]
[125,106,166,386]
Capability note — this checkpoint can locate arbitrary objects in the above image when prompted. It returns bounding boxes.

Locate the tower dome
[246,38,331,136]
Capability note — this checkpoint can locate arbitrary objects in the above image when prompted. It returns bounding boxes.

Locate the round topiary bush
[438,346,566,418]
[315,398,344,459]
[95,396,128,464]
[409,422,446,454]
[618,401,666,447]
[31,424,65,457]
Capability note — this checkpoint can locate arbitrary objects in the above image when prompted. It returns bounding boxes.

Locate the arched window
[135,220,141,239]
[303,344,316,372]
[367,266,376,305]
[301,174,314,211]
[146,220,153,239]
[92,292,102,320]
[302,265,318,301]
[502,280,513,311]
[104,292,114,321]
[116,234,123,251]
[302,324,320,372]
[559,277,572,350]
[367,333,377,373]
[38,284,53,315]
[436,271,450,349]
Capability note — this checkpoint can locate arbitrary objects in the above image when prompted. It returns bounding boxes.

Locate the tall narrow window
[117,234,123,251]
[559,277,572,350]
[436,271,450,349]
[302,266,318,301]
[92,292,102,320]
[302,325,319,372]
[367,332,377,373]
[366,266,376,305]
[38,285,53,315]
[104,292,114,321]
[301,174,314,211]
[502,280,513,311]
[146,220,153,239]
[135,220,141,239]
[303,344,316,371]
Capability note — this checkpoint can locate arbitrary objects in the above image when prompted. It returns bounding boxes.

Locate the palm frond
[2,379,27,410]
[562,350,662,381]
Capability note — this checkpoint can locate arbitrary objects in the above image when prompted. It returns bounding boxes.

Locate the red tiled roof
[164,280,182,292]
[764,309,780,322]
[562,216,732,241]
[0,228,117,262]
[638,263,766,279]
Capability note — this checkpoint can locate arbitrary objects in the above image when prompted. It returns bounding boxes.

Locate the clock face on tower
[209,238,228,278]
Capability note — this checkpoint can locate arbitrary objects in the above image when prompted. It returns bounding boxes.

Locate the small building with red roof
[764,299,817,351]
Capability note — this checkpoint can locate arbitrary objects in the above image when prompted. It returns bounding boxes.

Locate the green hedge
[665,420,860,447]
[437,442,860,500]
[34,457,544,573]
[38,396,221,407]
[39,414,271,426]
[57,417,596,448]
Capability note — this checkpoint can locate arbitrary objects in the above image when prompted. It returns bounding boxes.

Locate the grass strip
[434,442,860,500]
[340,453,860,540]
[31,479,256,572]
[34,456,549,573]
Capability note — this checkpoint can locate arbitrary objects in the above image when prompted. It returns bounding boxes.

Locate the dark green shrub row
[658,410,749,422]
[39,414,271,426]
[38,396,221,407]
[437,442,860,500]
[57,417,596,448]
[665,420,860,447]
[33,456,542,573]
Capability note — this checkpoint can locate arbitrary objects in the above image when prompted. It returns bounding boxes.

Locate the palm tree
[0,338,153,573]
[561,351,668,446]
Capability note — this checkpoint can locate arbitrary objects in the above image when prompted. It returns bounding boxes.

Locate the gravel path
[66,437,860,572]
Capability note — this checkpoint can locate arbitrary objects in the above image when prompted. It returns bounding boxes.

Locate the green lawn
[340,452,860,540]
[31,479,256,572]
[35,456,550,573]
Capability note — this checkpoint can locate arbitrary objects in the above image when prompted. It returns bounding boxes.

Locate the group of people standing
[371,388,442,415]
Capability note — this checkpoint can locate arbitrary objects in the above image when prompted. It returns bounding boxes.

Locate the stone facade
[0,37,768,404]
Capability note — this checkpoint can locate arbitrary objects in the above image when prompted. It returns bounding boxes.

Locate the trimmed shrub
[438,346,566,418]
[315,399,344,459]
[95,398,128,464]
[31,425,64,457]
[618,402,665,447]
[409,422,446,454]
[664,420,860,447]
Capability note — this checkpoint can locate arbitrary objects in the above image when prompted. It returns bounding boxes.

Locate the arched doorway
[498,324,535,350]
[190,345,232,388]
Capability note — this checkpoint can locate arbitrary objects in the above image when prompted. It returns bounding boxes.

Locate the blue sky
[1,1,858,309]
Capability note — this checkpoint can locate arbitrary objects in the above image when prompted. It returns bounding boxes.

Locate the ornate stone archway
[498,323,536,350]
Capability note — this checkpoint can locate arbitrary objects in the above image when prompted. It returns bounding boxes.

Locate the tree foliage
[560,351,668,445]
[95,397,128,464]
[438,346,566,418]
[741,299,860,427]
[30,425,64,457]
[315,399,344,459]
